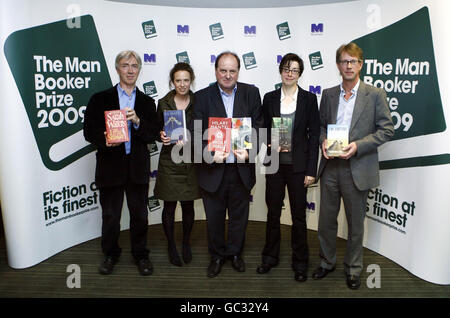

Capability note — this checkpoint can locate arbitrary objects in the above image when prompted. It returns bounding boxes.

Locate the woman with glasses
[256,53,320,282]
[154,62,200,267]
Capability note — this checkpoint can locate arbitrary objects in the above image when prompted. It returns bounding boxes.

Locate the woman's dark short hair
[278,53,304,77]
[169,62,195,87]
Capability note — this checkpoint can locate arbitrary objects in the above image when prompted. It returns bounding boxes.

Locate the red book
[104,109,129,144]
[208,117,231,152]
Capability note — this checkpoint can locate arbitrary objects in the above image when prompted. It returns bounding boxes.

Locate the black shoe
[231,256,246,272]
[256,263,275,274]
[346,275,361,290]
[136,258,153,276]
[312,266,335,279]
[98,256,117,275]
[168,247,183,267]
[294,270,308,282]
[182,243,192,264]
[207,258,224,278]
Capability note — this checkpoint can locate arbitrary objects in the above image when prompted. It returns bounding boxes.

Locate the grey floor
[0,221,449,299]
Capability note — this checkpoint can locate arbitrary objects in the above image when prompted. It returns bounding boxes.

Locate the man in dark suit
[83,50,158,276]
[191,51,264,278]
[312,43,394,289]
[256,53,320,282]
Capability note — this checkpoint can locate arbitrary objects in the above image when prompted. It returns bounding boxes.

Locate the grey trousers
[318,159,369,276]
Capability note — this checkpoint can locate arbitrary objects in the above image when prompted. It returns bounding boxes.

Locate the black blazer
[83,84,158,187]
[262,86,320,177]
[191,82,264,193]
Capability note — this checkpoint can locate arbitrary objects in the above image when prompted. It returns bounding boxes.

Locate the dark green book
[272,117,292,152]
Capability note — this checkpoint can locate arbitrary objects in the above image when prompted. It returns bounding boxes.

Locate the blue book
[163,110,187,144]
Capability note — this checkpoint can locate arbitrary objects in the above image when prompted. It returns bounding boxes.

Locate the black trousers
[99,182,149,261]
[201,164,250,260]
[262,164,309,270]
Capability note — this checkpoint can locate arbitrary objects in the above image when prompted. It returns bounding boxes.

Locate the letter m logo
[309,85,321,95]
[277,55,283,64]
[177,25,189,34]
[144,53,156,63]
[150,170,158,179]
[306,201,315,210]
[311,23,323,33]
[244,25,256,35]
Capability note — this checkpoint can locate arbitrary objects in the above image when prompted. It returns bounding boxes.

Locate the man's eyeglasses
[338,59,361,66]
[282,67,301,75]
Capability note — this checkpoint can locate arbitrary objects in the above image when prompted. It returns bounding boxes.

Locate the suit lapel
[294,86,306,130]
[232,83,244,117]
[329,86,340,124]
[211,83,228,117]
[105,85,120,111]
[350,82,368,133]
[134,87,143,112]
[272,89,281,118]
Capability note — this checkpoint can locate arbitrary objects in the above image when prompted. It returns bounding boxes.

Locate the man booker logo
[3,15,110,171]
[276,22,291,40]
[143,81,158,98]
[142,20,157,38]
[176,51,190,64]
[309,51,324,70]
[243,52,257,70]
[209,23,224,41]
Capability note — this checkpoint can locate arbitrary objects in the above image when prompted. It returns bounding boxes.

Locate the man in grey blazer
[312,42,394,289]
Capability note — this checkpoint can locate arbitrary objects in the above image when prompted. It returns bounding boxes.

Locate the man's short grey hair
[115,50,142,69]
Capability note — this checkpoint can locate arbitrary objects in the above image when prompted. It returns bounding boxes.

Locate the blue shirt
[336,79,360,128]
[117,84,137,154]
[218,84,237,163]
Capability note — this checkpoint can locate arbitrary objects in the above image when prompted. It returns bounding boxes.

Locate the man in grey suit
[312,42,394,289]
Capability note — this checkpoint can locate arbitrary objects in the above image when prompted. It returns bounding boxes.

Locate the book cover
[272,117,292,152]
[208,117,231,152]
[232,117,252,150]
[104,109,129,144]
[276,22,291,40]
[326,124,349,157]
[163,110,187,144]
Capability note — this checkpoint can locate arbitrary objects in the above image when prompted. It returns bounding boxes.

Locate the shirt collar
[280,85,298,103]
[218,83,237,97]
[117,83,136,97]
[340,79,360,96]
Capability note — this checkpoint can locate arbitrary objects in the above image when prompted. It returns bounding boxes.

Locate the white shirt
[280,86,298,115]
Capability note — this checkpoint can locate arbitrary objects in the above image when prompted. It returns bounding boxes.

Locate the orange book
[104,109,129,144]
[207,117,231,152]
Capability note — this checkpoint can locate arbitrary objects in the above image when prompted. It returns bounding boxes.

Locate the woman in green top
[154,63,201,266]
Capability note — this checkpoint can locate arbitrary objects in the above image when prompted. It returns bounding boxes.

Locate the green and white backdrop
[1,0,449,285]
